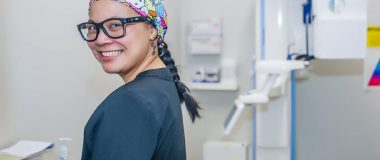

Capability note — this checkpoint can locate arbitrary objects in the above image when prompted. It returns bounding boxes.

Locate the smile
[100,50,123,57]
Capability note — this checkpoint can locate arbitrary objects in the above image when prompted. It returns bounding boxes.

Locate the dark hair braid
[158,41,201,122]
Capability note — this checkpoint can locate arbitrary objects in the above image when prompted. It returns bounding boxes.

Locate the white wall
[0,0,10,148]
[295,0,380,159]
[178,0,256,159]
[3,0,121,158]
[296,60,380,160]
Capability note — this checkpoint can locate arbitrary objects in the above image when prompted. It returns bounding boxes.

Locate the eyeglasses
[77,16,152,42]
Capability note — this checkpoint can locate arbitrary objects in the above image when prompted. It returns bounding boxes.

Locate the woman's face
[88,0,154,75]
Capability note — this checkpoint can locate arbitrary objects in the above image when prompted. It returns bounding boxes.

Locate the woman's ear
[149,27,158,40]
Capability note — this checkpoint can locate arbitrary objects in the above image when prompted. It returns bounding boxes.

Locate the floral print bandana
[89,0,168,47]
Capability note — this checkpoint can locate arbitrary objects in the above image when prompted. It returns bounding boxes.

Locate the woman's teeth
[101,50,122,57]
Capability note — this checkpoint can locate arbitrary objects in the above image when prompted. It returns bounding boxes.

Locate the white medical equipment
[189,18,223,55]
[57,137,71,160]
[203,141,249,160]
[222,0,367,160]
[224,60,307,135]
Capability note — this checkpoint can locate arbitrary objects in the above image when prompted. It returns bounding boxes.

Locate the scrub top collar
[136,67,173,81]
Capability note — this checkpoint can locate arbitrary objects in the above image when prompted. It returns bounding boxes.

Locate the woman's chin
[101,65,120,74]
[103,70,118,74]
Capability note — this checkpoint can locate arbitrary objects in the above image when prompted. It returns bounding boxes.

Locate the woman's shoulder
[103,84,155,111]
[99,80,170,118]
[94,86,161,125]
[84,85,162,140]
[110,79,168,102]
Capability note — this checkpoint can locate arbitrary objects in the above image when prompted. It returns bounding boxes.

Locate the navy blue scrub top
[81,67,186,160]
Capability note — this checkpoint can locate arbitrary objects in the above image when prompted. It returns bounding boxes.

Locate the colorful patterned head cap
[89,0,168,47]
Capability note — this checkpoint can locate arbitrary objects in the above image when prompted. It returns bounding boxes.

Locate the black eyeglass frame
[77,16,154,42]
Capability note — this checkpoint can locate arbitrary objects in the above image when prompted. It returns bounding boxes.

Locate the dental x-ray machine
[224,0,368,160]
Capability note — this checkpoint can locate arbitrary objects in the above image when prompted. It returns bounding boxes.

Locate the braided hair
[158,41,201,122]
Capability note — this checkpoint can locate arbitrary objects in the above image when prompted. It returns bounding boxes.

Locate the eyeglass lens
[79,19,125,41]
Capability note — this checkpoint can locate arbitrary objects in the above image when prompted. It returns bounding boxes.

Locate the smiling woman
[77,0,201,159]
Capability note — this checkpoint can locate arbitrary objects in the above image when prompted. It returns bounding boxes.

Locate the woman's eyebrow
[88,16,121,23]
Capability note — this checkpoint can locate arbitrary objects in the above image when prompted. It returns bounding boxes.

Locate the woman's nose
[94,30,112,45]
